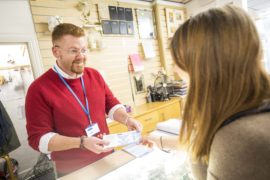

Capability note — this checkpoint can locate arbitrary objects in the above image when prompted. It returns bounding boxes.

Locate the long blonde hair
[171,5,270,162]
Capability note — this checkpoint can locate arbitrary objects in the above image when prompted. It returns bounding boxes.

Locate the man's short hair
[52,23,85,44]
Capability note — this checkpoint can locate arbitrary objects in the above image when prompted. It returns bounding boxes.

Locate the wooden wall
[29,0,185,106]
[154,3,186,79]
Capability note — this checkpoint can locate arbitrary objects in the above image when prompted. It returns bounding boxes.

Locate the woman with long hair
[171,5,270,179]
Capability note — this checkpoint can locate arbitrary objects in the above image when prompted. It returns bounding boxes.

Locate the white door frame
[0,34,44,79]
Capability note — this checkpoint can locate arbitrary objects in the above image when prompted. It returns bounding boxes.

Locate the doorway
[0,43,39,175]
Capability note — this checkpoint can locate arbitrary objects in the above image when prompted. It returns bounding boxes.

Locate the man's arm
[48,134,112,154]
[48,134,80,151]
[112,107,143,132]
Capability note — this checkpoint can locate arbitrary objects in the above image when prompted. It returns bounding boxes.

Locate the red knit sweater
[25,68,120,173]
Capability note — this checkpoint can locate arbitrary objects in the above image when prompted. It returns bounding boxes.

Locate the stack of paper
[156,118,182,135]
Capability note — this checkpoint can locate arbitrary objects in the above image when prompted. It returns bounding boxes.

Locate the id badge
[85,123,100,137]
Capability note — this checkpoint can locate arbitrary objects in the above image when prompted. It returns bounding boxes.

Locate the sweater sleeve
[104,82,121,114]
[25,83,54,151]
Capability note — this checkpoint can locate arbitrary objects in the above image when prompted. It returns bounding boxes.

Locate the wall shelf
[83,24,102,31]
[0,64,31,70]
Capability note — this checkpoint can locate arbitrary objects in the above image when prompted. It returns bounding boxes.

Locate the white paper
[103,131,141,148]
[123,144,153,158]
[142,41,156,59]
[156,118,182,135]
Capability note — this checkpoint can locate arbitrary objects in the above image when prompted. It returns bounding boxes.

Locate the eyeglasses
[54,45,89,56]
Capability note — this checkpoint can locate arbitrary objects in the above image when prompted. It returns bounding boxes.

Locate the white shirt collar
[52,63,83,79]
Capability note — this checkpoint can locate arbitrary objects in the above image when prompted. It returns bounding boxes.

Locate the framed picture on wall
[125,8,133,21]
[136,9,156,39]
[118,7,125,20]
[165,8,185,38]
[110,21,120,34]
[119,21,127,34]
[109,6,118,20]
[127,21,134,35]
[101,20,112,34]
[134,73,145,94]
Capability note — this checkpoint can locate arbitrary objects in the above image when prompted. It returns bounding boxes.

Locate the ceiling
[139,0,191,4]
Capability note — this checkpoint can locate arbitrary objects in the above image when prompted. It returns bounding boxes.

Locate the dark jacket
[0,101,20,156]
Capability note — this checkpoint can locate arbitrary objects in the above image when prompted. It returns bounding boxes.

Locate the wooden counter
[109,97,182,135]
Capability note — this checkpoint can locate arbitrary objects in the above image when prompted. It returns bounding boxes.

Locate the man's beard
[71,59,86,74]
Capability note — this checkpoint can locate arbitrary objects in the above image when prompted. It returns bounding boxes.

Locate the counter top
[58,150,134,180]
[58,147,189,180]
[58,129,188,180]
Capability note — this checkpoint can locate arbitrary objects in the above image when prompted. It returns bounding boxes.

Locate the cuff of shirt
[39,132,58,154]
[108,104,126,120]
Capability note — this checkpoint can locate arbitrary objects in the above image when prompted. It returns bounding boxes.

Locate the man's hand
[112,107,143,132]
[126,117,143,132]
[83,136,113,154]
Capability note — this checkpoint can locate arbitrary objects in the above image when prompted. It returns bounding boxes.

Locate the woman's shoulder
[208,112,270,179]
[215,112,270,144]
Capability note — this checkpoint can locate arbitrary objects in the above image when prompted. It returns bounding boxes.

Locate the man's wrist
[124,116,131,126]
[80,136,86,149]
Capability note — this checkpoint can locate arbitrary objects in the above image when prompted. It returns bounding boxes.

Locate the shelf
[0,64,31,70]
[83,24,102,31]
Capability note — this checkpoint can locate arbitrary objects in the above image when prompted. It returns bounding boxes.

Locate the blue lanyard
[53,66,92,124]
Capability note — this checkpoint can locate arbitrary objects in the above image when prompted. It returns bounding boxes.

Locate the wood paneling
[154,4,186,78]
[29,0,177,106]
